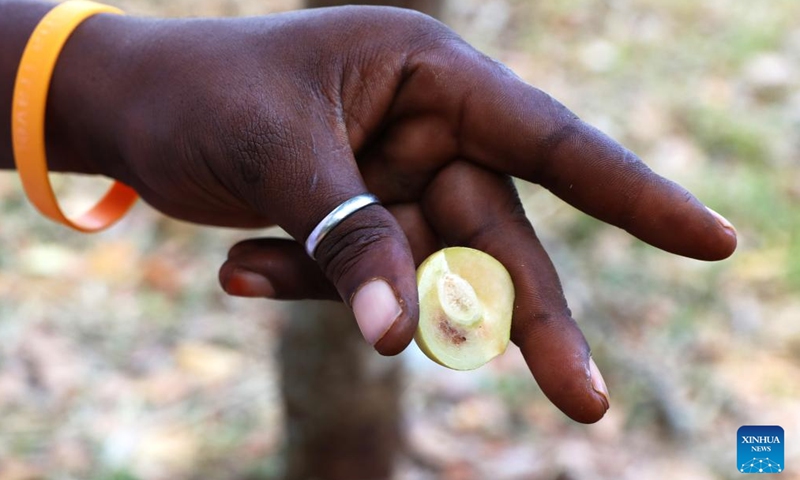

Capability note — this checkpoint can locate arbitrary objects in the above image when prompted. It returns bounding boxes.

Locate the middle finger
[422,160,610,423]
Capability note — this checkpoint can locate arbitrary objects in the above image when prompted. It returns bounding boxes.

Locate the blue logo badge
[738,425,784,474]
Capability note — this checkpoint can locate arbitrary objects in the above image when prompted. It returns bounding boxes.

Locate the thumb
[307,194,419,355]
[215,104,419,355]
[229,117,420,355]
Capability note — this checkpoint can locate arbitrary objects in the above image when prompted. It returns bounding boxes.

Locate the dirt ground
[1,1,799,479]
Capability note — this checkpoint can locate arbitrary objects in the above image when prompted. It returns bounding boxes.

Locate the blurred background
[1,0,799,479]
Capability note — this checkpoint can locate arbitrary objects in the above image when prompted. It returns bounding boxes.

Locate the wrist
[45,10,142,181]
[0,1,146,181]
[0,1,53,170]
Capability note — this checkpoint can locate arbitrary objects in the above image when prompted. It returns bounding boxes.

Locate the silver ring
[305,193,380,259]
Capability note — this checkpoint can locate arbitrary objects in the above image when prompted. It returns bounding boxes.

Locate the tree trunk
[280,3,445,479]
[280,301,402,480]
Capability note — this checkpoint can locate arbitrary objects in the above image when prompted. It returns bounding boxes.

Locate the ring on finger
[304,193,381,259]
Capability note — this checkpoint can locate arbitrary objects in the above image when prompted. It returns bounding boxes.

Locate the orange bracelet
[11,0,138,232]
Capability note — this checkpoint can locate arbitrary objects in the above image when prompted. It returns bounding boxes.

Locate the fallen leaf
[175,341,242,385]
[87,241,140,284]
[134,426,199,475]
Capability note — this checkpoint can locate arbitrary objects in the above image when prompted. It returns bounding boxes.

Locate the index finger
[406,43,737,261]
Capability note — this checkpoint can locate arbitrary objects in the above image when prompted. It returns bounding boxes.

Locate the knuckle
[510,307,573,345]
[534,120,582,182]
[408,26,467,64]
[352,6,459,59]
[613,152,655,232]
[314,214,395,288]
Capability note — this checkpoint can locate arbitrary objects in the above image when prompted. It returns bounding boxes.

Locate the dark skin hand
[0,3,737,423]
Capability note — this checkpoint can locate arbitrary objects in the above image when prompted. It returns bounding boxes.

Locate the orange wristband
[11,0,138,232]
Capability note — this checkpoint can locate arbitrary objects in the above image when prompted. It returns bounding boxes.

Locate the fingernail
[589,357,610,411]
[225,268,275,298]
[705,207,736,234]
[352,279,402,346]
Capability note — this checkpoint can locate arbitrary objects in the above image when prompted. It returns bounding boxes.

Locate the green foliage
[95,470,142,480]
[680,107,771,165]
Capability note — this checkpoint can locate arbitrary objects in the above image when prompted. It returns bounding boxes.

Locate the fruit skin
[414,247,515,371]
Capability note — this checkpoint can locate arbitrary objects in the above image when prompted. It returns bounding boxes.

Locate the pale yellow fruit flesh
[414,247,515,370]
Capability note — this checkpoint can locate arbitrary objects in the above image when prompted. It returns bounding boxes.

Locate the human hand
[50,6,736,423]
